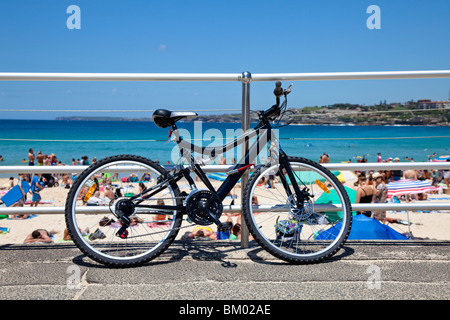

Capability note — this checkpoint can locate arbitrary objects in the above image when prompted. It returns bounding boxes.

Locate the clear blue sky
[0,0,449,119]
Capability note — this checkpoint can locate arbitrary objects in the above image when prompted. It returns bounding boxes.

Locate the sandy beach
[1,176,450,245]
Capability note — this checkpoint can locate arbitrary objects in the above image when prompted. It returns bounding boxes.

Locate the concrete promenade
[0,240,448,301]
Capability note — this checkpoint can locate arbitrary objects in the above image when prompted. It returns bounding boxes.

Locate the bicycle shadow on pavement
[179,239,239,268]
[68,239,355,268]
[245,243,355,265]
[70,247,192,269]
[69,239,241,269]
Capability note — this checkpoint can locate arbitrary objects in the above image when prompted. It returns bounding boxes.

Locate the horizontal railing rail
[1,70,450,82]
[251,70,450,81]
[0,72,242,82]
[1,162,449,215]
[2,203,450,216]
[1,161,450,174]
[2,69,449,246]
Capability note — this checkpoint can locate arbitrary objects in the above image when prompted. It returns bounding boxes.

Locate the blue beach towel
[0,227,10,234]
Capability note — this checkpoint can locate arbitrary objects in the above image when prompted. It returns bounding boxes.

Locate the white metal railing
[1,70,450,82]
[1,161,450,174]
[2,203,450,216]
[2,69,450,246]
[1,162,450,215]
[0,72,241,82]
[251,70,450,81]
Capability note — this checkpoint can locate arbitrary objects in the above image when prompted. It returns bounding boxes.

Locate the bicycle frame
[131,114,305,215]
[175,123,272,201]
[66,82,353,266]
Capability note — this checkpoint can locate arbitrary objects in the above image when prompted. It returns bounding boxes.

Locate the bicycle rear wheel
[243,157,352,264]
[65,155,183,267]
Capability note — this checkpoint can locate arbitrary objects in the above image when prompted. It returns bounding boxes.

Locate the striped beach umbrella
[386,179,441,197]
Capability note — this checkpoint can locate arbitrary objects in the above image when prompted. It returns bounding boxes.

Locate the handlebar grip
[274,81,283,97]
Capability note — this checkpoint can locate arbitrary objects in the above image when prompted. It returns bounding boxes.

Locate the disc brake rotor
[286,194,314,220]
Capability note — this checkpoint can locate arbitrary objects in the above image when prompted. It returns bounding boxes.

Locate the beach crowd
[0,149,448,243]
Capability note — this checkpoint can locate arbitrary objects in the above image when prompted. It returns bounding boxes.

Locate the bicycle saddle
[152,109,198,128]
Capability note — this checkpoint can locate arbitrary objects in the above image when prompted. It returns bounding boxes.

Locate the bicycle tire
[65,154,183,267]
[243,156,352,264]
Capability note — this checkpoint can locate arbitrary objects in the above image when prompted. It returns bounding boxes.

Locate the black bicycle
[65,82,352,267]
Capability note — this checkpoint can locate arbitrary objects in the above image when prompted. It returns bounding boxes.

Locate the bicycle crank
[184,189,223,226]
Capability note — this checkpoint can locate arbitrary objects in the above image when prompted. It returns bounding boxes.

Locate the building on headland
[418,99,450,110]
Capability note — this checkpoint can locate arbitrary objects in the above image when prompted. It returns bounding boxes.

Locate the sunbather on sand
[24,229,57,243]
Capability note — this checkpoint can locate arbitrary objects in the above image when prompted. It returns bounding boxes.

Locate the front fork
[276,152,307,208]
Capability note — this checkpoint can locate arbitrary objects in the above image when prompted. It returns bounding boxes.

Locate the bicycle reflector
[315,179,330,194]
[83,179,99,202]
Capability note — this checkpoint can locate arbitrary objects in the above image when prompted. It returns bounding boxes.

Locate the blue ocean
[0,119,449,168]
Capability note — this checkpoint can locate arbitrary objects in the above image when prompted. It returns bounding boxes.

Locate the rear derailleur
[112,198,136,239]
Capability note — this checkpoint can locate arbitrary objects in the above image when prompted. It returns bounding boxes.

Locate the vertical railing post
[240,71,252,248]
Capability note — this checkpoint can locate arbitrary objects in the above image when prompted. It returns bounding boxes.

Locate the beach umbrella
[335,170,358,183]
[315,185,357,203]
[286,170,340,185]
[432,155,450,162]
[386,179,441,198]
[315,186,357,222]
[315,214,409,240]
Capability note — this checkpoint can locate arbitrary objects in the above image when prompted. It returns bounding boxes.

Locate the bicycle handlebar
[262,81,293,121]
[274,81,283,97]
[273,81,292,106]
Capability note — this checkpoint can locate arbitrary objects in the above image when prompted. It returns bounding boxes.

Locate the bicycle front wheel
[65,155,183,267]
[243,157,352,264]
